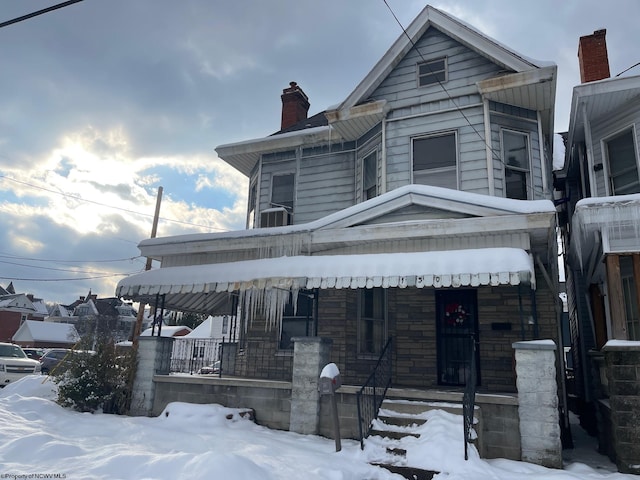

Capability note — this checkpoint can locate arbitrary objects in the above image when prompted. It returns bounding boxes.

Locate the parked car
[198,360,220,375]
[22,347,45,360]
[39,348,71,375]
[0,342,42,387]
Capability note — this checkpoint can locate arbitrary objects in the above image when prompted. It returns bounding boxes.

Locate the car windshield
[0,344,27,358]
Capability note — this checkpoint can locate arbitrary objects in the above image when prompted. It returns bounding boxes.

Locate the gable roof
[338,5,547,111]
[0,294,36,313]
[12,320,79,344]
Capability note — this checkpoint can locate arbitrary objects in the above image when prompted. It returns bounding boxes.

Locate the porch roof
[116,248,535,314]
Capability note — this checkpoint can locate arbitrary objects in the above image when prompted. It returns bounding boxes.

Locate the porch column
[603,342,640,475]
[513,340,562,468]
[130,336,173,416]
[289,337,332,435]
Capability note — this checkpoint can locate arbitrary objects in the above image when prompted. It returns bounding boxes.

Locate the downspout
[381,112,388,194]
[581,103,598,195]
[537,111,548,197]
[483,98,495,196]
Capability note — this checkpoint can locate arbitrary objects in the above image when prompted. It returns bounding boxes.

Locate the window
[620,255,640,340]
[606,129,640,195]
[271,173,294,211]
[418,58,447,87]
[363,151,378,200]
[412,133,457,189]
[247,182,257,228]
[222,315,229,335]
[358,288,386,356]
[502,130,530,200]
[280,290,316,350]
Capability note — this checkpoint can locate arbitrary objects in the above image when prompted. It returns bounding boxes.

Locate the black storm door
[436,289,480,386]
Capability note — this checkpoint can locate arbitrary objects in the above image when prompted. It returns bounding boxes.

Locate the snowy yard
[0,376,635,479]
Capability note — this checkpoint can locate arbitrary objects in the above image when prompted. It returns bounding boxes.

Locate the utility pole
[131,186,163,351]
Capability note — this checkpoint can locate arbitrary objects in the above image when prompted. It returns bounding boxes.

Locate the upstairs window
[363,151,378,200]
[271,173,294,211]
[412,132,457,189]
[606,129,640,195]
[247,181,257,228]
[418,57,447,87]
[503,130,530,200]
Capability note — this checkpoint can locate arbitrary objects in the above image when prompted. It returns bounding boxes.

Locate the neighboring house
[0,292,39,343]
[140,325,192,338]
[12,319,80,349]
[555,29,640,472]
[171,316,227,373]
[48,294,144,343]
[118,5,562,464]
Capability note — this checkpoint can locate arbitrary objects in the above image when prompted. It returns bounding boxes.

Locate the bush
[53,336,136,414]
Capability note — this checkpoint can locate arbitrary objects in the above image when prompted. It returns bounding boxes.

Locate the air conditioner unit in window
[260,207,291,228]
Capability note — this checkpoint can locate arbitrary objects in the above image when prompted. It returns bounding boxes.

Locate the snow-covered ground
[0,376,635,479]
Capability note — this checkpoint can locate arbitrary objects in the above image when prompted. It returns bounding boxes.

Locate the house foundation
[513,340,562,468]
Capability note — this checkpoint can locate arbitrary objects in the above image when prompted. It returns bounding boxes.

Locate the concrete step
[372,464,438,480]
[369,428,420,440]
[381,399,467,416]
[378,414,427,428]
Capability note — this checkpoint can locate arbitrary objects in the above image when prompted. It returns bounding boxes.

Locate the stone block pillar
[289,337,332,434]
[513,340,562,468]
[130,336,173,416]
[603,342,640,475]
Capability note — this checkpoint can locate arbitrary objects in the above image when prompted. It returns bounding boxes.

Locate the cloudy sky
[0,0,638,305]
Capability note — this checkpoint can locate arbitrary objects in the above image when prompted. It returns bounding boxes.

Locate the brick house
[118,5,563,465]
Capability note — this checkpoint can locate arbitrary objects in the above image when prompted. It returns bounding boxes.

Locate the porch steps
[366,399,481,479]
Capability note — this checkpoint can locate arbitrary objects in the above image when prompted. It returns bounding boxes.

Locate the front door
[436,289,479,386]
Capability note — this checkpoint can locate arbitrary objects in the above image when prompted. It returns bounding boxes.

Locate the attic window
[418,58,447,87]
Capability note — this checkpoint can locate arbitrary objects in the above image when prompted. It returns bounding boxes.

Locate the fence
[170,338,221,374]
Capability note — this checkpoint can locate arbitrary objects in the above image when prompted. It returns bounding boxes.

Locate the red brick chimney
[280,81,309,130]
[578,29,610,83]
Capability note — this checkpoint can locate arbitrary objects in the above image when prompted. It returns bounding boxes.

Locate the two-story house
[118,5,561,463]
[556,29,640,474]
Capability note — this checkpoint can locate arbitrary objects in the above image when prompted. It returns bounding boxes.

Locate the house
[48,294,145,343]
[0,292,40,343]
[118,5,562,466]
[555,29,640,474]
[140,325,192,338]
[12,319,80,349]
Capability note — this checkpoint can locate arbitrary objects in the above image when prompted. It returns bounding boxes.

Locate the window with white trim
[271,173,294,211]
[247,181,257,228]
[418,57,447,87]
[502,130,530,200]
[412,132,457,189]
[605,129,640,195]
[363,151,378,200]
[358,288,387,356]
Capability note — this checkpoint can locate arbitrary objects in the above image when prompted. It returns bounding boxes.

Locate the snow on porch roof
[116,248,535,303]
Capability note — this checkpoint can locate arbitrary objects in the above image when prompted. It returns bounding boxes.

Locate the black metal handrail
[463,335,477,460]
[356,336,393,450]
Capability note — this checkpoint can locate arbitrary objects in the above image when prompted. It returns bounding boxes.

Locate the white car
[0,343,42,387]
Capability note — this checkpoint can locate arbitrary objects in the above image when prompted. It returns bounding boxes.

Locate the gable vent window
[606,129,640,195]
[418,58,447,87]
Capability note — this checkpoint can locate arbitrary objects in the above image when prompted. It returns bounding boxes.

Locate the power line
[0,175,231,232]
[0,0,84,29]
[0,252,141,264]
[0,259,136,276]
[0,272,142,282]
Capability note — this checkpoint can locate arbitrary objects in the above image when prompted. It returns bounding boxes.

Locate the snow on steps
[365,399,481,480]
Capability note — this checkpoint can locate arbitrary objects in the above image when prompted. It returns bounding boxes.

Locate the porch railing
[356,336,393,450]
[462,335,477,461]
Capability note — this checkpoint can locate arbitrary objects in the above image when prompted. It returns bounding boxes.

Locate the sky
[0,375,635,479]
[1,0,639,305]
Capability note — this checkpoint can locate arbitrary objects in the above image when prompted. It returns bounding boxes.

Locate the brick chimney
[578,29,610,83]
[280,81,310,130]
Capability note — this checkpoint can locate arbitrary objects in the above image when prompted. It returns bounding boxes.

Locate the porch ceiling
[117,248,535,314]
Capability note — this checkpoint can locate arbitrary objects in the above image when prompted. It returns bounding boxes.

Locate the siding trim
[386,102,483,124]
[537,111,548,196]
[484,98,495,195]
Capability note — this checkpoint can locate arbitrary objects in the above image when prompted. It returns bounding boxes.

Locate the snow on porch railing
[356,336,393,450]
